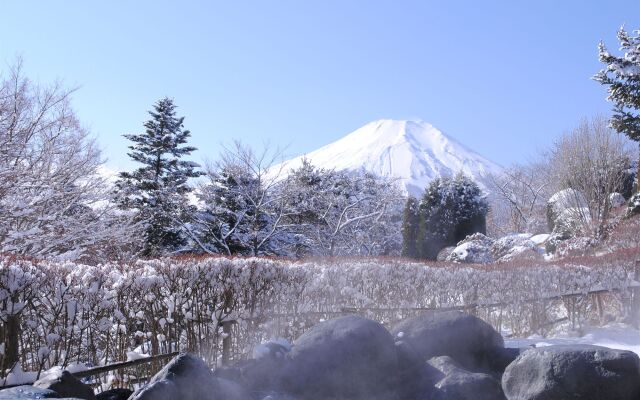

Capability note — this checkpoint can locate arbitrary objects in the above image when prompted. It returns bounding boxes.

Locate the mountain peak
[277,120,502,197]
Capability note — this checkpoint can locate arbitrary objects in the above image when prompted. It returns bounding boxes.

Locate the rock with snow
[95,389,132,400]
[496,242,544,263]
[627,192,640,217]
[273,119,502,198]
[427,356,505,400]
[281,315,399,400]
[610,192,626,208]
[0,385,69,399]
[490,234,532,259]
[447,233,495,264]
[502,345,640,400]
[390,311,504,374]
[130,353,248,400]
[436,246,456,261]
[546,189,588,231]
[34,371,95,400]
[546,207,591,253]
[529,233,549,246]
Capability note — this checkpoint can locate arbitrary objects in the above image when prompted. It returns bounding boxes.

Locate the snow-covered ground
[506,323,640,356]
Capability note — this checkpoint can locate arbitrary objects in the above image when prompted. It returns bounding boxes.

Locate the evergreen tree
[195,165,257,255]
[401,196,419,258]
[595,26,640,192]
[415,174,488,260]
[115,98,203,256]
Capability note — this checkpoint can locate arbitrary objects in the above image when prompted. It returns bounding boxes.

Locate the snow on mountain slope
[276,119,503,198]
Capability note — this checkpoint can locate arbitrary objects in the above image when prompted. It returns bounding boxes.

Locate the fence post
[632,260,640,329]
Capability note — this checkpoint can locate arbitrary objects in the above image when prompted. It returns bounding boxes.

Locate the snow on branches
[0,254,636,376]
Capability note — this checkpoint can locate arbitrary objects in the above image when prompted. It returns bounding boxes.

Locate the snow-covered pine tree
[115,98,203,256]
[451,173,489,239]
[416,173,488,260]
[416,178,454,260]
[401,196,419,258]
[595,26,640,192]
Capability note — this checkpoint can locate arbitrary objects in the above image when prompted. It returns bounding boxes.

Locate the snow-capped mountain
[276,119,502,198]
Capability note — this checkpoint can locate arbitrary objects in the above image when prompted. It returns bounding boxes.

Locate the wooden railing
[0,352,179,392]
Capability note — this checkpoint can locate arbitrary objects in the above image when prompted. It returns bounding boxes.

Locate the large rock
[34,371,95,400]
[627,192,640,217]
[545,207,591,253]
[95,388,132,400]
[130,353,248,400]
[547,189,588,231]
[428,356,505,400]
[395,340,440,400]
[436,246,456,262]
[610,192,626,208]
[215,340,290,394]
[390,311,504,374]
[502,345,640,400]
[281,315,399,400]
[0,385,62,399]
[447,233,495,264]
[490,234,543,263]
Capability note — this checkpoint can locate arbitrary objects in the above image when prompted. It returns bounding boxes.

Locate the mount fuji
[276,119,503,198]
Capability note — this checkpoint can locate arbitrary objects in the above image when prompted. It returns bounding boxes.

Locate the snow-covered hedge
[0,254,637,377]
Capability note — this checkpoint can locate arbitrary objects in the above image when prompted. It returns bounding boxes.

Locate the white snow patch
[506,323,640,356]
[126,351,150,361]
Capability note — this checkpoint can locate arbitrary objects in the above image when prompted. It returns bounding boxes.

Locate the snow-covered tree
[487,161,551,235]
[415,173,488,260]
[115,98,203,256]
[548,117,631,238]
[595,26,640,192]
[0,60,135,262]
[282,162,403,257]
[193,142,293,256]
[401,196,420,258]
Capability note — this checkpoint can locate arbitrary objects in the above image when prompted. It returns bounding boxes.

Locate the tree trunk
[636,143,640,193]
[1,314,20,374]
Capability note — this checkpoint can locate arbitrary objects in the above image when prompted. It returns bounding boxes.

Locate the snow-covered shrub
[0,253,637,378]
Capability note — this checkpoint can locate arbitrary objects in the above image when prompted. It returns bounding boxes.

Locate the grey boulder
[428,356,505,400]
[95,388,131,400]
[281,315,399,400]
[34,371,95,400]
[129,353,248,400]
[391,311,504,374]
[502,345,640,400]
[0,385,65,399]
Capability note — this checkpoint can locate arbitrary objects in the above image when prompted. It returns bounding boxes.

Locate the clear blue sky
[1,1,638,171]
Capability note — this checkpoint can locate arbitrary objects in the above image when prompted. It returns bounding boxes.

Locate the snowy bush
[0,253,637,378]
